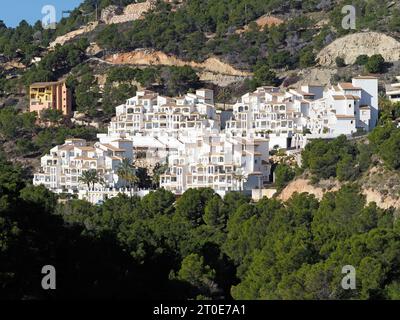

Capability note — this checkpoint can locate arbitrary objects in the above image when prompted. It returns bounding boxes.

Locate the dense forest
[2,113,400,299]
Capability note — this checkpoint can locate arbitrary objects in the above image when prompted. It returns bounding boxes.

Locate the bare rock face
[105,1,157,25]
[49,22,98,48]
[100,5,123,24]
[317,32,400,66]
[86,42,102,56]
[105,49,251,77]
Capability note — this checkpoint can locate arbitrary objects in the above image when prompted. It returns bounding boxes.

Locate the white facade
[108,89,218,138]
[386,76,400,103]
[33,78,378,202]
[33,138,134,194]
[160,131,270,194]
[225,77,378,149]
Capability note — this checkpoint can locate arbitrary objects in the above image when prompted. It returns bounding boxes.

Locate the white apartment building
[160,131,270,195]
[226,85,321,149]
[33,138,133,193]
[33,78,378,202]
[226,76,378,149]
[386,76,400,103]
[107,89,218,138]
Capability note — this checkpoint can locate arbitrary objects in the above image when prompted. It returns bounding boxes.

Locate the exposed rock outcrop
[279,177,400,209]
[102,1,156,25]
[105,49,251,77]
[86,42,103,56]
[278,178,341,202]
[236,14,284,34]
[49,22,99,49]
[100,5,123,23]
[199,71,247,86]
[317,32,400,66]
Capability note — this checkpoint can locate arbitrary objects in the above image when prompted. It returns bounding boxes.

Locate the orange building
[29,81,72,118]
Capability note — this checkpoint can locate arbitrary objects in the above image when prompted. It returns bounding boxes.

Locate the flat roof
[353,75,378,79]
[30,81,66,87]
[339,82,362,90]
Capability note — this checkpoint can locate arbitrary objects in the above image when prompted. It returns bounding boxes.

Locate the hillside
[4,0,400,302]
[2,0,400,114]
[2,0,400,167]
[317,32,400,66]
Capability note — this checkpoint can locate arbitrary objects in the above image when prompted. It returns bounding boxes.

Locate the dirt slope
[104,49,252,77]
[279,177,400,209]
[49,22,99,49]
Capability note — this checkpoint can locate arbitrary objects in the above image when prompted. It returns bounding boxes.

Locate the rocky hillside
[317,32,400,66]
[279,172,400,210]
[3,0,400,117]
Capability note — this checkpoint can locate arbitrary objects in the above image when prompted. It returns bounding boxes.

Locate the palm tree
[117,158,139,197]
[78,169,99,190]
[97,176,107,189]
[233,169,248,192]
[151,163,168,190]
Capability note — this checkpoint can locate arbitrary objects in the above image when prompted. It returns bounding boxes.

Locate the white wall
[352,78,378,129]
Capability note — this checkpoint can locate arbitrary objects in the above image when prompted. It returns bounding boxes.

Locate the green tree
[177,253,217,297]
[78,169,99,190]
[253,65,280,87]
[274,164,295,190]
[175,188,215,226]
[203,195,226,229]
[40,109,63,124]
[151,163,168,189]
[299,49,316,68]
[365,54,385,73]
[355,54,369,66]
[335,57,346,67]
[117,158,139,195]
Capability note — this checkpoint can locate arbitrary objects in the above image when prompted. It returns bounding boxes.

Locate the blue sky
[1,0,83,27]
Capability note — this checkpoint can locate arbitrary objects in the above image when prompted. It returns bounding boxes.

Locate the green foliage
[335,56,346,67]
[299,48,316,68]
[175,188,216,226]
[0,109,37,140]
[75,73,101,116]
[330,0,390,35]
[22,40,89,85]
[0,108,20,139]
[40,109,63,124]
[93,0,330,70]
[368,124,400,170]
[375,130,400,170]
[203,195,227,229]
[177,253,217,297]
[0,20,52,62]
[229,188,397,300]
[355,54,369,66]
[161,66,200,96]
[252,65,280,88]
[103,83,137,115]
[365,54,385,74]
[378,99,400,125]
[302,135,368,181]
[78,169,100,190]
[1,151,400,300]
[32,126,102,155]
[274,164,295,190]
